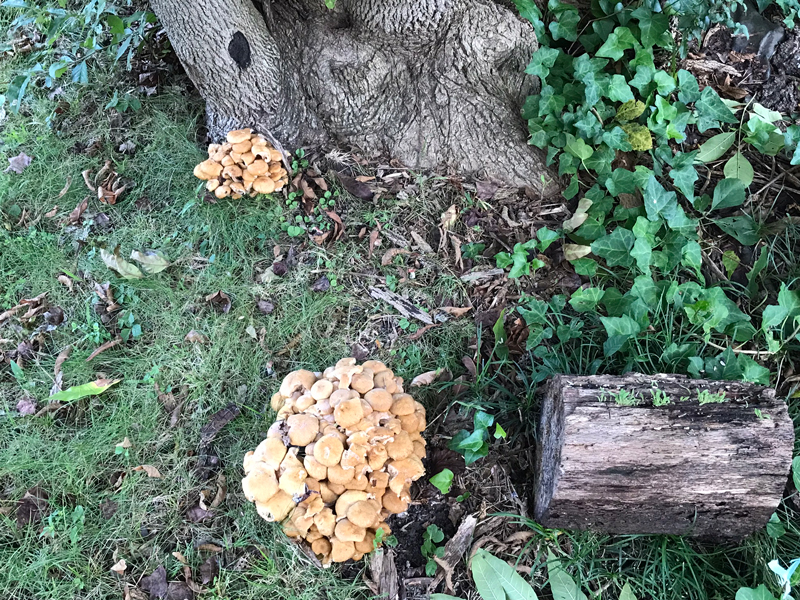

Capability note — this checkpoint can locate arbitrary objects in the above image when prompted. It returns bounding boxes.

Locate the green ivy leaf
[565,135,594,160]
[723,152,754,187]
[632,7,670,47]
[735,585,779,600]
[591,227,635,267]
[526,46,561,78]
[539,85,566,116]
[602,126,632,150]
[670,162,698,203]
[631,237,652,274]
[569,287,605,312]
[537,227,561,250]
[695,131,736,162]
[515,0,546,39]
[572,258,598,276]
[597,26,638,60]
[716,215,760,245]
[429,469,454,494]
[695,86,737,132]
[549,6,580,41]
[677,69,700,103]
[652,70,676,95]
[737,355,771,385]
[607,74,634,102]
[722,250,741,278]
[600,314,642,356]
[711,178,746,210]
[681,240,703,280]
[547,550,587,600]
[605,168,636,196]
[643,175,677,222]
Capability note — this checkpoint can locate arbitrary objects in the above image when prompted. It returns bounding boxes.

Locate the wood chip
[369,287,433,325]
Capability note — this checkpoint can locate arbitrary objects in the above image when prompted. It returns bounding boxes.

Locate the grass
[2,10,800,600]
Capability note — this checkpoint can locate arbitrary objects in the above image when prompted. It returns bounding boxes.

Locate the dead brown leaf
[439,306,472,318]
[86,336,122,362]
[410,231,434,254]
[140,565,168,599]
[16,486,49,528]
[325,210,345,241]
[410,369,442,387]
[172,551,188,565]
[16,395,37,415]
[45,206,58,218]
[205,291,231,314]
[200,556,219,585]
[381,248,410,266]
[116,437,132,449]
[186,505,214,522]
[197,543,223,553]
[368,228,380,258]
[57,274,73,291]
[185,330,209,344]
[111,558,127,574]
[407,323,438,341]
[440,204,458,230]
[210,473,227,508]
[336,171,373,199]
[67,196,89,225]
[133,465,162,478]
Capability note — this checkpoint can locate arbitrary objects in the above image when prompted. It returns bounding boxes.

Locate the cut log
[534,374,794,542]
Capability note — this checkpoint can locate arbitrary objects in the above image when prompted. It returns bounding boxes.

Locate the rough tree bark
[534,374,794,542]
[148,0,555,190]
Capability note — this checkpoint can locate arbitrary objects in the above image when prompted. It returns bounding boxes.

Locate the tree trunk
[148,0,555,190]
[534,374,794,542]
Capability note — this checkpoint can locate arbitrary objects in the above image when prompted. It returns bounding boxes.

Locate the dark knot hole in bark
[228,31,252,70]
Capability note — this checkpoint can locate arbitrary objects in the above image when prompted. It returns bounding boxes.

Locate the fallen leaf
[325,210,345,241]
[410,231,434,254]
[336,172,373,199]
[462,356,477,378]
[111,559,127,574]
[171,551,188,565]
[245,325,257,339]
[49,378,121,402]
[100,499,118,519]
[475,179,499,200]
[440,204,458,230]
[411,369,443,387]
[57,274,73,291]
[368,229,380,257]
[310,276,330,292]
[86,336,123,362]
[130,250,170,274]
[45,206,58,218]
[562,197,592,232]
[186,506,214,522]
[197,543,223,553]
[5,152,32,174]
[210,473,227,508]
[166,582,194,600]
[439,306,472,318]
[205,291,231,313]
[140,565,168,600]
[200,556,219,584]
[16,395,37,415]
[408,323,438,340]
[119,140,136,153]
[381,248,410,266]
[256,299,275,315]
[563,244,593,261]
[117,437,133,449]
[67,197,89,225]
[56,176,71,199]
[133,465,162,478]
[16,486,49,528]
[199,403,241,448]
[272,261,288,277]
[185,330,209,344]
[101,247,145,280]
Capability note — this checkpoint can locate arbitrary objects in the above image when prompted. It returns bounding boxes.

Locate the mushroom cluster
[193,128,288,199]
[241,358,427,565]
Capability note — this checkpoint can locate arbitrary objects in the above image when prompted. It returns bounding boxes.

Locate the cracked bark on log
[535,374,794,542]
[148,0,555,190]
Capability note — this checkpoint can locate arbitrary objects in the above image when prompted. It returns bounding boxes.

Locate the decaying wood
[534,374,794,542]
[367,549,399,600]
[369,287,434,325]
[430,514,478,593]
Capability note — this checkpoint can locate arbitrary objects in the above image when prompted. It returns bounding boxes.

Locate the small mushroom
[364,389,393,412]
[387,456,424,495]
[386,431,414,460]
[314,507,336,536]
[330,538,356,563]
[252,176,276,194]
[278,450,308,497]
[334,518,367,543]
[311,537,332,557]
[351,371,375,394]
[311,379,334,400]
[335,490,370,517]
[231,139,252,154]
[347,501,379,528]
[334,397,364,429]
[227,128,252,144]
[327,463,355,485]
[242,464,280,504]
[303,455,328,481]
[193,159,224,180]
[314,434,344,467]
[287,413,320,446]
[255,489,295,522]
[253,437,288,471]
[280,370,318,398]
[355,531,375,554]
[381,489,408,514]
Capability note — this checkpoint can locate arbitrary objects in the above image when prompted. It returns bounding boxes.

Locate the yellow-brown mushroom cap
[287,413,320,446]
[313,434,344,467]
[335,519,367,543]
[226,128,252,144]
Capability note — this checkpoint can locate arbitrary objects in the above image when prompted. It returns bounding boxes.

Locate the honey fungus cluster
[241,359,426,565]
